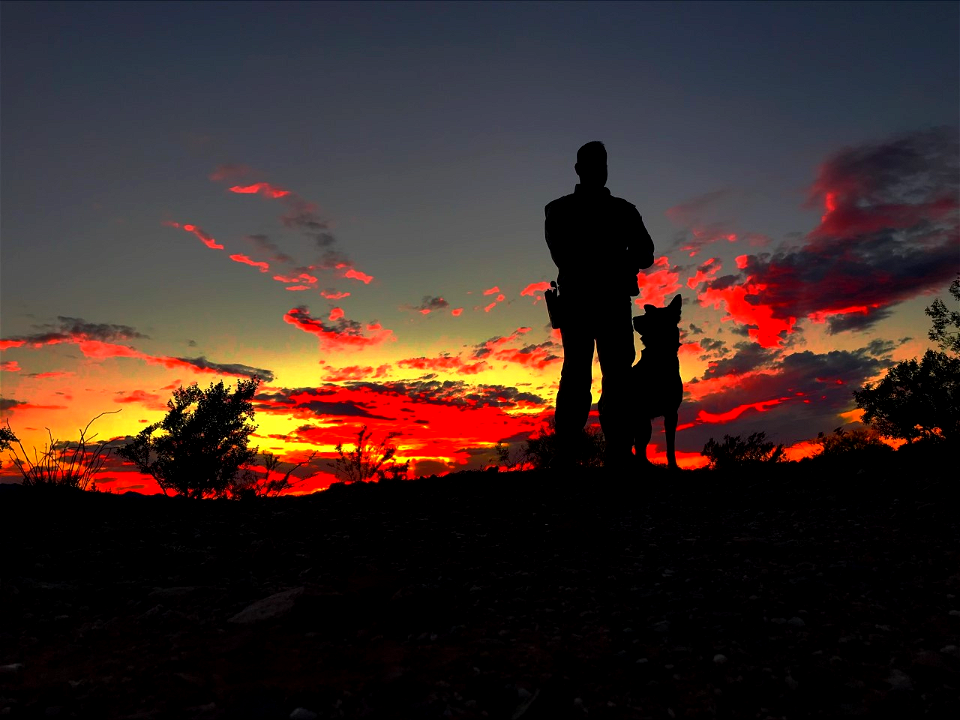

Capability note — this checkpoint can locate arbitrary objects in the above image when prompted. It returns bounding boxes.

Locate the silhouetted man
[545,141,655,470]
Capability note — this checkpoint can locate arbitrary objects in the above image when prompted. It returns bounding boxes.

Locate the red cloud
[484,301,497,313]
[229,254,270,272]
[521,281,551,297]
[397,355,489,375]
[696,396,791,423]
[170,223,224,250]
[483,286,500,296]
[329,307,344,321]
[451,308,463,317]
[636,256,683,308]
[229,182,291,199]
[0,361,20,372]
[209,164,253,181]
[274,273,318,285]
[698,282,796,349]
[283,306,394,350]
[686,258,722,289]
[114,390,166,410]
[321,364,391,382]
[339,266,373,284]
[0,340,25,350]
[31,371,74,380]
[321,290,350,300]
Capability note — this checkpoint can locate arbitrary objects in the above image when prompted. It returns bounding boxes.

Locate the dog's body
[631,294,684,469]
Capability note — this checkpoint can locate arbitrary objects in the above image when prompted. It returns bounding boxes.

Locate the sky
[1,1,958,493]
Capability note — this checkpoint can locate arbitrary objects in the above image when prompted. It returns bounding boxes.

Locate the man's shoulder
[545,193,576,215]
[609,194,638,212]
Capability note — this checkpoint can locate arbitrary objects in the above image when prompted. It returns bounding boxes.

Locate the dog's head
[633,294,682,349]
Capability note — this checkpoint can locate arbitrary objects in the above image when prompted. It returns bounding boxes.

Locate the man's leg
[596,298,636,471]
[555,315,594,464]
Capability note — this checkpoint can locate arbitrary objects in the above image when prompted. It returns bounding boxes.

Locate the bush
[231,450,318,498]
[701,431,784,470]
[815,427,893,459]
[117,378,260,498]
[3,411,119,490]
[334,425,409,483]
[522,416,605,470]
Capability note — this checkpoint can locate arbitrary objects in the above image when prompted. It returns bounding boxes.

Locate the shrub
[522,416,605,470]
[815,427,893,459]
[230,450,318,498]
[701,431,784,470]
[334,425,409,483]
[3,411,120,490]
[117,377,260,498]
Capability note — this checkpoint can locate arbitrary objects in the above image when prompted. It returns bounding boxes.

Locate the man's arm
[626,205,655,272]
[544,200,568,271]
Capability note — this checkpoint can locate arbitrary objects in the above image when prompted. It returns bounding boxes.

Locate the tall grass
[5,410,120,491]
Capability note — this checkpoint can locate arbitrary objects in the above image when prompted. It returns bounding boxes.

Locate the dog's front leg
[665,412,679,469]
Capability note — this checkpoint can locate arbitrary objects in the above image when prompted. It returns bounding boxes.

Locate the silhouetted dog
[631,294,683,469]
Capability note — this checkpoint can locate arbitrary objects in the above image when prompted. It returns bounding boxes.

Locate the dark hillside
[1,453,958,719]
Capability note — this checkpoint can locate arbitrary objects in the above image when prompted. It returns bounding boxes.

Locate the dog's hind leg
[664,412,679,470]
[636,418,653,469]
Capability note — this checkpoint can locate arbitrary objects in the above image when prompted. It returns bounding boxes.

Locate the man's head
[575,141,607,188]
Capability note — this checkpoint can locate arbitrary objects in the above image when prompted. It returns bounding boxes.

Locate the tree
[853,350,959,444]
[853,283,960,445]
[117,377,260,498]
[0,424,18,469]
[925,275,960,354]
[333,425,408,483]
[701,431,784,470]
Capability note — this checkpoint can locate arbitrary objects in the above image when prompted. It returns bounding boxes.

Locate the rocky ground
[1,457,958,719]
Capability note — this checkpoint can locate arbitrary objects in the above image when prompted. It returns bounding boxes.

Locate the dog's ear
[669,294,682,309]
[643,304,656,314]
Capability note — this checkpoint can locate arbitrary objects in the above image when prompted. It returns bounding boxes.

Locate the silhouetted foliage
[853,349,960,444]
[815,427,893,459]
[334,425,409,483]
[494,440,528,471]
[925,275,960,354]
[523,416,605,470]
[4,411,119,490]
[701,431,784,470]
[117,378,260,498]
[0,424,17,469]
[231,450,318,499]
